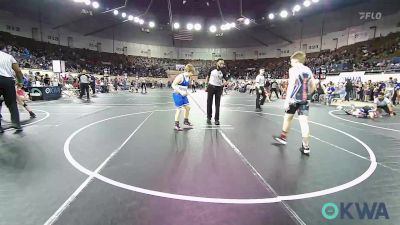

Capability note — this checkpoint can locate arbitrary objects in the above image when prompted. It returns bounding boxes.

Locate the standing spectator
[43,74,51,86]
[113,77,119,92]
[140,77,147,93]
[270,79,279,100]
[90,74,96,95]
[23,74,30,92]
[368,80,374,101]
[357,82,364,101]
[191,79,196,93]
[255,68,267,112]
[264,79,271,92]
[326,83,336,106]
[78,70,90,100]
[393,78,400,105]
[345,79,352,101]
[0,37,23,133]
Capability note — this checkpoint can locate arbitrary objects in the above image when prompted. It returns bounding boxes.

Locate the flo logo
[359,12,382,20]
[322,202,389,220]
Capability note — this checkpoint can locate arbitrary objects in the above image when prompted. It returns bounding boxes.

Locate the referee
[205,58,227,125]
[78,70,90,101]
[0,37,23,133]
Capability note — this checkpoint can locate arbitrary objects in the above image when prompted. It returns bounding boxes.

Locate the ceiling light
[128,15,133,20]
[293,4,301,12]
[229,22,236,28]
[268,13,275,20]
[134,17,139,22]
[194,23,202,31]
[139,19,144,25]
[312,0,319,2]
[113,10,119,15]
[220,24,227,30]
[187,23,194,30]
[209,25,217,33]
[244,18,250,25]
[173,22,180,29]
[84,0,91,6]
[149,21,155,28]
[121,12,126,18]
[92,1,99,9]
[280,10,288,18]
[303,0,311,7]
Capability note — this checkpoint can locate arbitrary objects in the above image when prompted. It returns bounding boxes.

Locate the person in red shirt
[16,87,36,118]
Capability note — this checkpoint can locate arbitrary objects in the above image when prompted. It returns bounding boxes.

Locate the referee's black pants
[256,87,266,109]
[0,77,21,126]
[207,84,223,121]
[79,83,90,99]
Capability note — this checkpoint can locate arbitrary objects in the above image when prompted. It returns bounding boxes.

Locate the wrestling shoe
[174,122,183,131]
[299,144,310,156]
[255,108,262,112]
[183,119,193,129]
[215,120,220,126]
[273,134,287,145]
[206,119,212,125]
[29,111,36,118]
[11,124,23,133]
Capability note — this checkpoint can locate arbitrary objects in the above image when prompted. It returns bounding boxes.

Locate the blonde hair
[185,64,196,74]
[290,51,306,64]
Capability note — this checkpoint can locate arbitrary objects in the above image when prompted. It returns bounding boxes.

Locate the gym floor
[1,89,399,225]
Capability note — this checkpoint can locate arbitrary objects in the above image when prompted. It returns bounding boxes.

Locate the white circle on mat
[64,110,377,204]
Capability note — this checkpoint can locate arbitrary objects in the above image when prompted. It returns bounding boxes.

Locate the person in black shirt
[78,71,90,101]
[43,74,51,86]
[205,58,227,125]
[270,80,279,100]
[90,75,96,95]
[345,79,352,101]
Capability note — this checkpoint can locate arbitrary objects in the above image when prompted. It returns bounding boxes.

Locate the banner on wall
[52,60,65,73]
[338,71,365,83]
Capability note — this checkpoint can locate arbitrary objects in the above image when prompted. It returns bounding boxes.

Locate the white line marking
[257,114,399,172]
[190,96,305,224]
[131,96,172,98]
[328,110,400,132]
[60,109,376,206]
[218,131,304,224]
[200,125,233,127]
[22,110,50,127]
[223,103,282,108]
[198,127,235,130]
[89,102,173,106]
[44,111,154,225]
[79,107,110,118]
